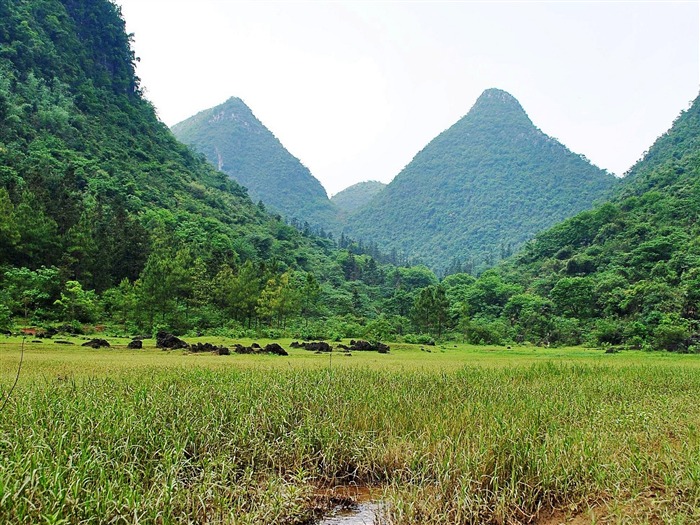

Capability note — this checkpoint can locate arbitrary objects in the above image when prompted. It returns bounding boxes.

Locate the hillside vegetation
[332,180,386,214]
[0,0,434,338]
[495,93,700,350]
[172,97,340,231]
[344,89,617,273]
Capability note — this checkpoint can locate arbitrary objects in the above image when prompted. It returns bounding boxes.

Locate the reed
[1,342,699,523]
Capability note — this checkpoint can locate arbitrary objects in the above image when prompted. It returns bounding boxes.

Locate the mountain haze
[171,97,339,230]
[343,89,617,272]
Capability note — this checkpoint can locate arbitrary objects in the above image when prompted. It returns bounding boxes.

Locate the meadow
[1,336,699,524]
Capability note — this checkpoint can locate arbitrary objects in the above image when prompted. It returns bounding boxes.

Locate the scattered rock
[127,339,143,349]
[189,342,230,355]
[348,340,390,353]
[82,338,111,349]
[233,342,288,356]
[263,343,288,356]
[233,343,255,354]
[156,331,189,350]
[291,341,333,352]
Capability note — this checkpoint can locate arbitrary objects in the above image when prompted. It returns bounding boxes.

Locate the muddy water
[317,486,383,525]
[318,501,380,525]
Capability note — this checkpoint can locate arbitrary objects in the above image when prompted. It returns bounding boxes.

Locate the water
[319,501,380,525]
[317,486,382,525]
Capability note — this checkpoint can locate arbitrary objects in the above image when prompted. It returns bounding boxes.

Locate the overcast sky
[117,0,699,196]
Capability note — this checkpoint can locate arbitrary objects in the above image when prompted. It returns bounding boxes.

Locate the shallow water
[317,486,382,525]
[318,501,380,525]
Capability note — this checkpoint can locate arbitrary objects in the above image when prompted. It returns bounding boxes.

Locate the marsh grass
[1,340,699,523]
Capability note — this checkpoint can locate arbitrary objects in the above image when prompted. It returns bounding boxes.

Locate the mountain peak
[467,88,531,124]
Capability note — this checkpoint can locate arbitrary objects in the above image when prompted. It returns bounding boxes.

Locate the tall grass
[1,358,699,523]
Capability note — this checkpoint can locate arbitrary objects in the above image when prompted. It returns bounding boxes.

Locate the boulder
[156,331,189,350]
[82,338,111,349]
[189,342,230,355]
[127,339,143,349]
[263,343,288,356]
[348,339,390,353]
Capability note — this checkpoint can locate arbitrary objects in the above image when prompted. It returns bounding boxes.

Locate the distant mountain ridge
[172,97,339,229]
[342,88,618,273]
[332,180,386,214]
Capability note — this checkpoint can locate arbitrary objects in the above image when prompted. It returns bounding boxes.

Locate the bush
[404,333,435,345]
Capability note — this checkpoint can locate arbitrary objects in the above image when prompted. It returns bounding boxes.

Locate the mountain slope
[499,92,700,349]
[0,0,391,334]
[171,97,339,229]
[343,89,617,273]
[332,180,386,214]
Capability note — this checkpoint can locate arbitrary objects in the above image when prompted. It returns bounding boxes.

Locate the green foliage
[344,89,616,273]
[171,97,340,231]
[495,92,700,350]
[331,180,386,215]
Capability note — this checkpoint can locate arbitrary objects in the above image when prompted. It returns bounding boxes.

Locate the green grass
[1,337,699,524]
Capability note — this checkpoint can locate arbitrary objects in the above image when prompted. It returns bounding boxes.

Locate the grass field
[1,336,699,524]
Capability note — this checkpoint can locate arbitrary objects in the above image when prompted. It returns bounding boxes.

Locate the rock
[348,340,390,353]
[189,342,230,355]
[234,344,255,354]
[156,331,189,350]
[127,340,143,349]
[290,341,303,348]
[82,339,111,349]
[54,340,74,345]
[32,340,42,343]
[302,341,333,352]
[263,343,288,356]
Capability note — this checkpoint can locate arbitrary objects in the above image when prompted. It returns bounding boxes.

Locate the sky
[116,0,700,196]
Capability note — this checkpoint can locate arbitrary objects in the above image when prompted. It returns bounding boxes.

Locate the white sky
[116,0,700,196]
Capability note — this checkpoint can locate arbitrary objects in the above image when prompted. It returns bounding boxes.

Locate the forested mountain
[171,97,339,230]
[332,180,386,214]
[492,92,700,350]
[0,0,433,336]
[343,89,617,273]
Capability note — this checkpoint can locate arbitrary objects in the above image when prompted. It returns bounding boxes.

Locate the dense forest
[343,89,617,273]
[0,0,436,339]
[1,0,698,353]
[172,97,340,232]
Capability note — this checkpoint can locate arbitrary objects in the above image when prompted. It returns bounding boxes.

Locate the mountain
[171,97,339,230]
[331,180,386,214]
[0,0,424,336]
[343,89,617,273]
[499,92,700,349]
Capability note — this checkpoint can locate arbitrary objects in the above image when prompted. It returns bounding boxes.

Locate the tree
[2,266,61,319]
[54,280,98,323]
[411,284,451,338]
[299,272,322,327]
